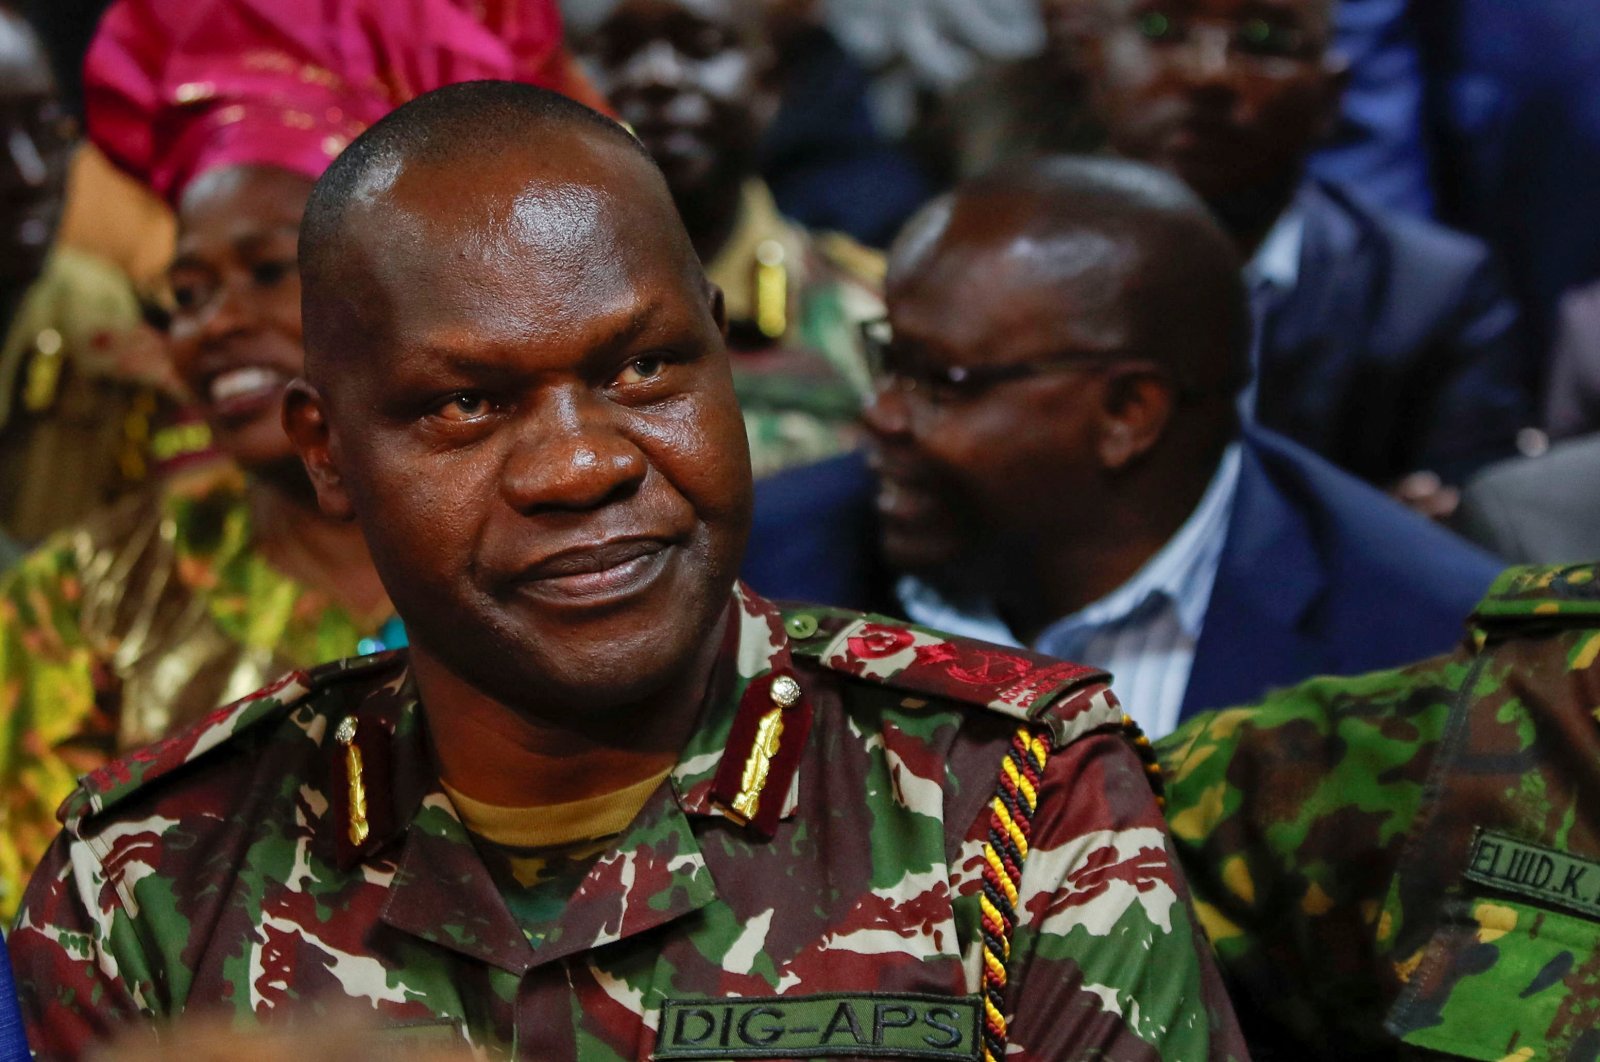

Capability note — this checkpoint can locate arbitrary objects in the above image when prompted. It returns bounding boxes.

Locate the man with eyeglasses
[743,155,1501,740]
[1048,0,1531,516]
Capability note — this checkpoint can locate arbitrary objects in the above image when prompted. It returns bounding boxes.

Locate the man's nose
[500,389,649,513]
[1175,23,1236,84]
[619,39,688,91]
[4,128,49,188]
[861,379,916,440]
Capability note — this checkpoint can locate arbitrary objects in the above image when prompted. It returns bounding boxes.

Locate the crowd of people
[0,0,1596,1058]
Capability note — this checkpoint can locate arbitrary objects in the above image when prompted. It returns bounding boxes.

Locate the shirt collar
[899,442,1244,647]
[1245,200,1306,293]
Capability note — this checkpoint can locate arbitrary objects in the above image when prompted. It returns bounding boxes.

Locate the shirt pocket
[1383,893,1600,1060]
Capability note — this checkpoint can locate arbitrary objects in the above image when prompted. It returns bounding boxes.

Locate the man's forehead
[603,0,745,25]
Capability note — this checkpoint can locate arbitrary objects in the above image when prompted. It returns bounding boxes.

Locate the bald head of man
[287,81,752,736]
[863,154,1248,637]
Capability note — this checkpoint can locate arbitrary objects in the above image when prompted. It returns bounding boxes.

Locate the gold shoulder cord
[978,725,1049,1062]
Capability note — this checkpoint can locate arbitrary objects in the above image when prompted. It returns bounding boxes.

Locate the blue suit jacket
[1255,180,1530,487]
[742,428,1503,725]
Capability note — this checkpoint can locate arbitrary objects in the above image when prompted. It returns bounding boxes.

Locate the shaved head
[299,80,697,381]
[891,154,1250,395]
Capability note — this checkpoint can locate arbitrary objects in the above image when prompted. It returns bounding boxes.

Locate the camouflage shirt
[14,585,1243,1061]
[1158,563,1600,1060]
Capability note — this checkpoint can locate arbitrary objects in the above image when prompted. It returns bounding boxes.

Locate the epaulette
[1471,564,1600,640]
[778,603,1121,750]
[813,231,886,289]
[62,651,406,830]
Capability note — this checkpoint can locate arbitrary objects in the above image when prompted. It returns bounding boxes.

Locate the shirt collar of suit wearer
[1246,197,1306,295]
[897,442,1244,664]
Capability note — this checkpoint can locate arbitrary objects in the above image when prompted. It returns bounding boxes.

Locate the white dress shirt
[898,443,1243,739]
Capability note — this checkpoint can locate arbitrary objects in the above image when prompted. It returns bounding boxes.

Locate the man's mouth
[510,538,677,605]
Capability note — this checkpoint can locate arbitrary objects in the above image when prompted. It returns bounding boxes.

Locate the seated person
[575,0,884,478]
[1056,0,1532,497]
[743,156,1502,739]
[1158,562,1600,1059]
[11,81,1244,1061]
[0,0,592,919]
[0,7,150,544]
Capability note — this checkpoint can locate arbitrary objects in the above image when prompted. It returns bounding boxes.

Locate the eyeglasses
[862,318,1148,407]
[1126,9,1321,69]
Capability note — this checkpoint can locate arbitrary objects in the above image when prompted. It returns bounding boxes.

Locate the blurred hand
[1391,470,1461,523]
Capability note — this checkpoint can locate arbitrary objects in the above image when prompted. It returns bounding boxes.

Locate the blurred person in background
[743,156,1501,739]
[1058,0,1532,511]
[754,0,931,247]
[0,4,155,546]
[0,0,596,921]
[573,0,885,478]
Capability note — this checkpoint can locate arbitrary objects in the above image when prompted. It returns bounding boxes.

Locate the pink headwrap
[85,0,606,204]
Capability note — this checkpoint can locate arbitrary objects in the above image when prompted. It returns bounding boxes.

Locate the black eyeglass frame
[859,318,1206,404]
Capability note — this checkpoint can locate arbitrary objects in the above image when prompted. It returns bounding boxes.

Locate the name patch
[655,992,981,1060]
[1465,830,1600,921]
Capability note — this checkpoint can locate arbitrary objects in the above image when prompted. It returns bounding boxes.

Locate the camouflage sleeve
[11,830,158,1059]
[1154,658,1463,1051]
[1000,729,1247,1061]
[0,542,114,923]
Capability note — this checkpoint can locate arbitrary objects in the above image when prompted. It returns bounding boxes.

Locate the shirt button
[785,614,819,639]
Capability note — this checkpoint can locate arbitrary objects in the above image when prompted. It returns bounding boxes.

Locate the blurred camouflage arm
[1156,661,1459,1050]
[13,831,160,1059]
[1004,729,1249,1061]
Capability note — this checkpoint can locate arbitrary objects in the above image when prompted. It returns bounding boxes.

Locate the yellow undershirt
[441,767,673,852]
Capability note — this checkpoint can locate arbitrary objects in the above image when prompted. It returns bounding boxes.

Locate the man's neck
[679,174,750,265]
[249,476,391,621]
[413,614,727,809]
[1207,170,1304,260]
[994,464,1218,645]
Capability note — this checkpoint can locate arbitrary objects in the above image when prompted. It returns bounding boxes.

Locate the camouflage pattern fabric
[1158,562,1600,1061]
[0,464,395,924]
[14,585,1244,1061]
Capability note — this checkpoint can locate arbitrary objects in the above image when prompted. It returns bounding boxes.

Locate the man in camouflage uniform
[12,82,1244,1060]
[1159,563,1600,1060]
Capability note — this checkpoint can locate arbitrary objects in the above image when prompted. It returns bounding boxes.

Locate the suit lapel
[1179,436,1331,722]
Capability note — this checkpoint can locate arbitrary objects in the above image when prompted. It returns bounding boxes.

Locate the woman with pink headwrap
[0,0,603,918]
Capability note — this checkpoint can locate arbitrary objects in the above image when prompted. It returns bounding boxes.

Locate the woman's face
[167,164,314,472]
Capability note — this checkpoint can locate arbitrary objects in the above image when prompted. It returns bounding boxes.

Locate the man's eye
[435,393,491,421]
[168,279,210,312]
[1136,11,1184,42]
[250,260,295,288]
[1236,18,1303,57]
[614,354,669,387]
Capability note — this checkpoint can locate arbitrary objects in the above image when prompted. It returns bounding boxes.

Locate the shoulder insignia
[780,603,1121,750]
[813,231,887,289]
[1472,564,1600,630]
[63,651,406,829]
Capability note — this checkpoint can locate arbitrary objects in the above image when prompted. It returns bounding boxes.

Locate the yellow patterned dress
[0,464,396,920]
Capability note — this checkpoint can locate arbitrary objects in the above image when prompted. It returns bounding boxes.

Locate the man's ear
[282,379,356,520]
[708,282,729,340]
[1094,367,1176,471]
